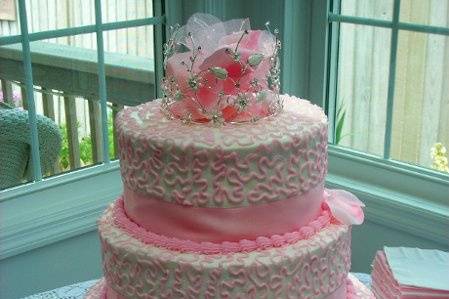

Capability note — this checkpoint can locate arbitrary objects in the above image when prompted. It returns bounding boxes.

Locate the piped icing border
[111,197,332,255]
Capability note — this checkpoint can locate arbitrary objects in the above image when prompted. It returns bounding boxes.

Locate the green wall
[0,231,102,299]
[351,221,447,273]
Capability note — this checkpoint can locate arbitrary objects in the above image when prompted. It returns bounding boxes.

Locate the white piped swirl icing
[116,95,328,208]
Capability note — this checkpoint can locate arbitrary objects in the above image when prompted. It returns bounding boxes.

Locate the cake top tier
[116,95,328,208]
[161,13,282,124]
[118,95,326,151]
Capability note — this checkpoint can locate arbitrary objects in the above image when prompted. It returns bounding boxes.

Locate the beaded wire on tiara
[160,13,283,125]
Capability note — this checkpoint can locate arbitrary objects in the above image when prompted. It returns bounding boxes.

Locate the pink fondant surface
[115,197,331,254]
[123,183,324,243]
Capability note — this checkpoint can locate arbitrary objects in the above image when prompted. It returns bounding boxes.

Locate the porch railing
[0,41,155,176]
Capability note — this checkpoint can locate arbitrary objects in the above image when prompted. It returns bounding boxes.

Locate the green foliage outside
[431,143,449,173]
[59,113,115,170]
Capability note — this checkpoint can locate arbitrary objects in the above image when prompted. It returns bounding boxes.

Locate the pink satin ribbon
[124,184,324,243]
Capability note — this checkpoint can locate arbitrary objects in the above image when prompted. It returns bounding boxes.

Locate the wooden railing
[0,41,155,176]
[0,78,119,175]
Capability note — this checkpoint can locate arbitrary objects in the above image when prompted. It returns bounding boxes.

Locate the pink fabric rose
[323,189,365,225]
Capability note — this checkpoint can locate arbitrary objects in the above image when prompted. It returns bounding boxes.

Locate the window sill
[327,145,449,245]
[1,146,447,260]
[0,162,122,260]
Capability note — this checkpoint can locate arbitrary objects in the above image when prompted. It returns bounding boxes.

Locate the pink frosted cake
[87,14,373,299]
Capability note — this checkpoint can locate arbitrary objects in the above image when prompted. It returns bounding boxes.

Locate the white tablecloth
[23,273,372,299]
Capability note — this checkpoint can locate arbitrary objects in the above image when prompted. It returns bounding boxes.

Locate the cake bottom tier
[97,201,354,299]
[85,274,374,299]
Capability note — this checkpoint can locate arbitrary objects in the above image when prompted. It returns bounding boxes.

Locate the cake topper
[161,13,282,125]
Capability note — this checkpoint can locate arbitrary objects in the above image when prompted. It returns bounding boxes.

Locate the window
[0,0,165,191]
[316,0,449,247]
[327,0,449,174]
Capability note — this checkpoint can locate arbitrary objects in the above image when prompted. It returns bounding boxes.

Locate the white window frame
[301,0,449,246]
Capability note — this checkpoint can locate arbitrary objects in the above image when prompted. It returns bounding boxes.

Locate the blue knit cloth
[0,107,61,189]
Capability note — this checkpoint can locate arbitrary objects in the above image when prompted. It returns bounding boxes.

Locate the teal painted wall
[0,231,102,299]
[351,221,447,273]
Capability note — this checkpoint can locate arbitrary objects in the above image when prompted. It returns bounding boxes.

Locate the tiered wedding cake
[86,14,373,299]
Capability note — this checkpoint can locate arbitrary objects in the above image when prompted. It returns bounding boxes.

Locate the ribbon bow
[324,189,365,225]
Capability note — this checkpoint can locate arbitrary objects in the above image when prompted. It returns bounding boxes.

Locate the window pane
[400,0,449,27]
[28,33,102,176]
[26,0,95,33]
[25,23,155,177]
[341,0,393,20]
[103,26,156,158]
[0,0,19,36]
[104,26,154,59]
[103,26,155,103]
[0,1,156,189]
[391,31,449,173]
[335,23,391,156]
[0,42,37,189]
[22,0,154,34]
[103,0,154,23]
